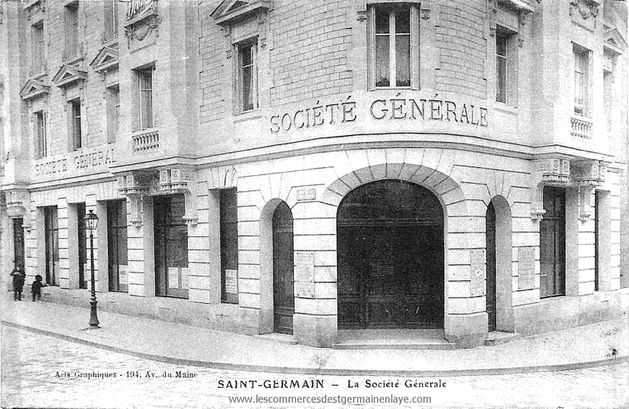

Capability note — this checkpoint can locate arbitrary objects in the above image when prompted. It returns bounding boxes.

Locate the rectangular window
[107,200,128,293]
[31,22,45,74]
[77,203,87,289]
[64,2,79,60]
[220,189,238,304]
[44,207,59,286]
[496,31,508,103]
[237,40,258,112]
[540,187,566,298]
[106,85,120,143]
[35,111,47,159]
[154,195,188,299]
[573,44,590,116]
[103,0,119,42]
[372,5,416,88]
[137,68,154,130]
[69,99,82,150]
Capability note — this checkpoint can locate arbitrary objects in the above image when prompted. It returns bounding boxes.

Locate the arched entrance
[272,202,294,334]
[337,180,444,329]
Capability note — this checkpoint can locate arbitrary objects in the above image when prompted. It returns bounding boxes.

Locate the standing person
[10,265,25,301]
[31,274,46,302]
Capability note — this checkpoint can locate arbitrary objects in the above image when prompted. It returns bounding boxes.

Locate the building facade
[1,0,628,348]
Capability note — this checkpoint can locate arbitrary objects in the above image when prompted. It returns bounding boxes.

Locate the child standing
[10,266,25,301]
[31,274,46,302]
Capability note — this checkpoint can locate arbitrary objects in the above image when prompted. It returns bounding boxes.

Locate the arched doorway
[272,202,294,334]
[337,180,444,329]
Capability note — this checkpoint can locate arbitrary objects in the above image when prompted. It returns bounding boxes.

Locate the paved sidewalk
[1,296,627,376]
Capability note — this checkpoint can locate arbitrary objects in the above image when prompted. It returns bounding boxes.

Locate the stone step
[484,331,520,346]
[334,329,457,350]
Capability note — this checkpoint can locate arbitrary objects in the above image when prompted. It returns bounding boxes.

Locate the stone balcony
[571,116,593,139]
[132,128,160,153]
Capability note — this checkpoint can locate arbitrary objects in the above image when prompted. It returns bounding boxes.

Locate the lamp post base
[89,301,100,328]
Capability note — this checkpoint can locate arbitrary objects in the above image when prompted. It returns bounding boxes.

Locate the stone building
[1,0,627,348]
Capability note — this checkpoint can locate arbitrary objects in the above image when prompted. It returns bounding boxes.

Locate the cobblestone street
[1,325,627,409]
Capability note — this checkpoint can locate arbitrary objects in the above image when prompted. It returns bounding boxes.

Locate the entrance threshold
[484,331,519,346]
[335,329,456,350]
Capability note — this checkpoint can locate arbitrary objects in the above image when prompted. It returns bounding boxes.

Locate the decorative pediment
[20,77,50,101]
[211,0,272,25]
[570,0,599,19]
[497,0,536,13]
[89,46,119,73]
[603,27,627,54]
[52,64,87,88]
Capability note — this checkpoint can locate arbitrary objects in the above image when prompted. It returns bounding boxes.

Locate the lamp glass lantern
[84,210,99,231]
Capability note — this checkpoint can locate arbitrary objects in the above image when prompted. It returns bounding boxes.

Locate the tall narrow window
[237,40,257,112]
[496,31,508,103]
[137,68,154,130]
[44,207,59,286]
[103,0,119,42]
[603,52,615,132]
[106,85,120,143]
[64,2,79,60]
[31,22,45,74]
[372,5,415,88]
[573,44,590,116]
[35,111,47,159]
[220,189,239,304]
[69,99,82,150]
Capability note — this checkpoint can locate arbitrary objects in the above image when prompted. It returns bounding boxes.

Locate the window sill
[234,109,262,123]
[494,102,518,115]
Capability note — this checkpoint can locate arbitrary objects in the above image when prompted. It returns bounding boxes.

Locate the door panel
[77,204,87,289]
[337,180,444,329]
[108,201,128,292]
[12,218,24,271]
[540,187,566,298]
[273,202,294,334]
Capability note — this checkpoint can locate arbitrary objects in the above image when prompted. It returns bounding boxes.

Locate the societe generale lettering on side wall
[32,147,116,182]
[265,91,491,141]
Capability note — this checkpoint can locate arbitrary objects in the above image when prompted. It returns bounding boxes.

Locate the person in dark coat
[31,274,46,302]
[10,266,25,301]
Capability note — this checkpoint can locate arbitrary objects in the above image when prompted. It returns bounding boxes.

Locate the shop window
[220,189,239,303]
[44,207,59,286]
[495,26,517,105]
[369,4,419,89]
[64,1,79,60]
[69,98,82,150]
[103,0,119,42]
[108,201,128,293]
[236,39,258,112]
[34,110,47,159]
[106,85,120,143]
[31,22,45,74]
[573,44,591,117]
[77,203,87,289]
[135,67,155,130]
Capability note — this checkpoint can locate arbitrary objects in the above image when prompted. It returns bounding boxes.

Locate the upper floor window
[603,51,616,132]
[136,67,155,130]
[103,0,119,42]
[369,4,419,89]
[69,98,82,150]
[495,26,517,105]
[573,43,591,117]
[106,85,120,143]
[35,111,47,159]
[237,39,258,112]
[31,22,45,74]
[64,2,80,60]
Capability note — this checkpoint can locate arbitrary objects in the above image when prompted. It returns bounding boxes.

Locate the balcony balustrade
[132,129,160,153]
[571,116,593,139]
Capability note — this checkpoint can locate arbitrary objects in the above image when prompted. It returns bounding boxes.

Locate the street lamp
[84,210,99,328]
